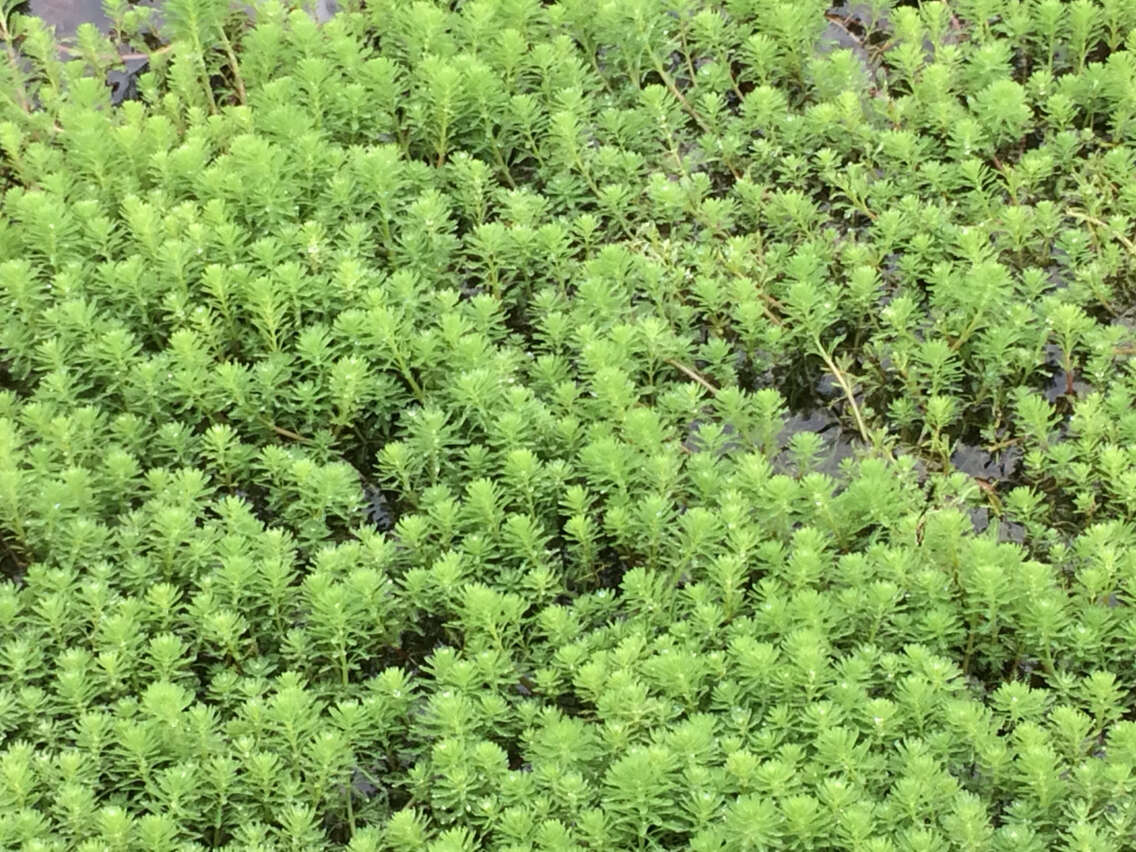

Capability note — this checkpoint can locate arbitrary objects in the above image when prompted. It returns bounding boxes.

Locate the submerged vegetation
[3,0,1136,847]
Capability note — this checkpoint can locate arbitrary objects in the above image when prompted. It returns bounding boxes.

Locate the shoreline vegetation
[2,0,1136,848]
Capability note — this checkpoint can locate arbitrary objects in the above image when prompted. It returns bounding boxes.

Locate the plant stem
[814,336,871,445]
[394,353,426,405]
[1066,208,1136,256]
[266,422,309,443]
[218,30,246,105]
[666,358,718,395]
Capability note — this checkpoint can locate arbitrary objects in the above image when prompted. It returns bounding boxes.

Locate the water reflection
[28,0,113,39]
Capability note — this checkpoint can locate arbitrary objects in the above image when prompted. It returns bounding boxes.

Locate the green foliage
[1,0,1136,848]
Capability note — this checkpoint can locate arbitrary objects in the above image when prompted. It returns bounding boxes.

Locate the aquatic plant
[1,0,1136,848]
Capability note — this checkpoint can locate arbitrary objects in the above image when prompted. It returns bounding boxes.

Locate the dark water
[28,0,113,39]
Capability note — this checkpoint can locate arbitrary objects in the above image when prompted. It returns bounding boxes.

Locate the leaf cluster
[1,0,1136,848]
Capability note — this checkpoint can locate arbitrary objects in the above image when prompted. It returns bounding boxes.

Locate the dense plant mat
[3,0,1136,848]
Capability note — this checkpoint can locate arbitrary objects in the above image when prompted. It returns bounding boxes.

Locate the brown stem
[814,337,871,446]
[55,43,173,63]
[1066,208,1136,256]
[666,358,718,395]
[973,477,1003,515]
[650,57,741,182]
[218,30,246,106]
[266,422,309,443]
